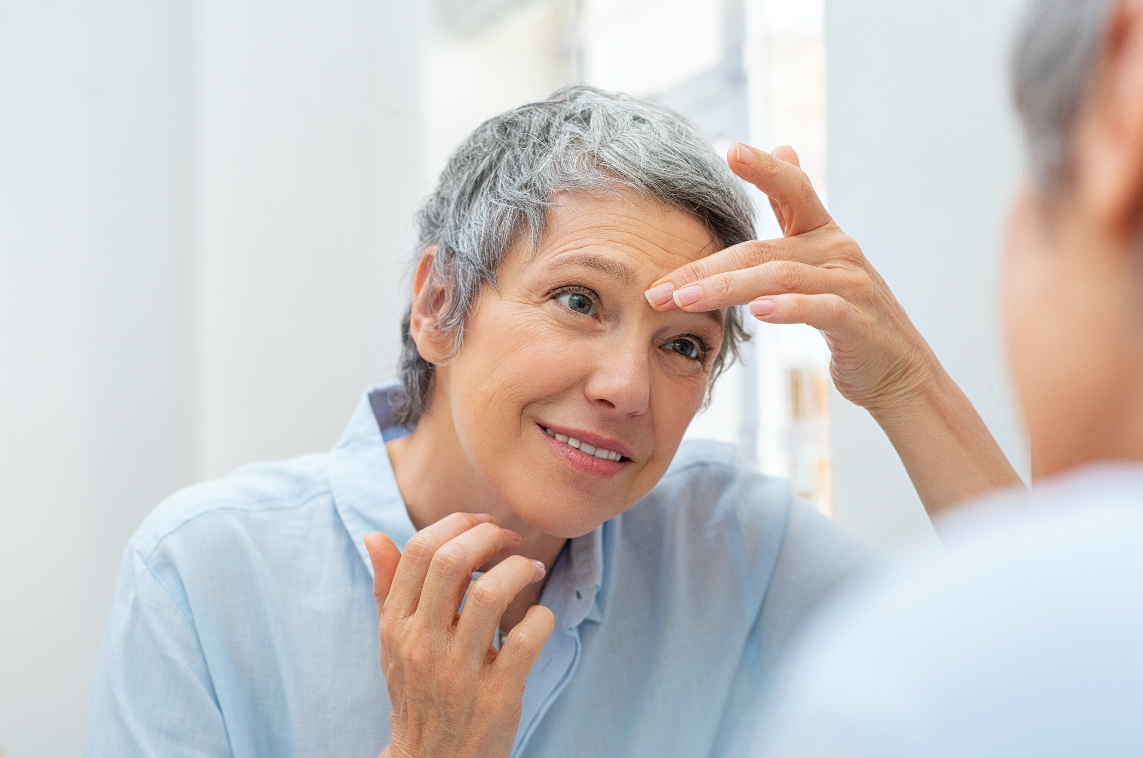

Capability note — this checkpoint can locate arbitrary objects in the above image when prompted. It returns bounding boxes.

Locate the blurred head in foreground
[1005,0,1143,477]
[756,2,1143,756]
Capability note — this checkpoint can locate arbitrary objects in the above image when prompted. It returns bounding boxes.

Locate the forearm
[868,360,1024,517]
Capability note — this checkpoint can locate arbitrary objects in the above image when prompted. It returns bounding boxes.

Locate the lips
[543,427,624,461]
[536,423,634,479]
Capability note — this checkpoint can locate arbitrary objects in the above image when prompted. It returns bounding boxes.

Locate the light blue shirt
[84,384,873,758]
[756,464,1143,757]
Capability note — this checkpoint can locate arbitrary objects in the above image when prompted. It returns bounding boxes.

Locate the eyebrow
[547,251,725,328]
[547,251,637,285]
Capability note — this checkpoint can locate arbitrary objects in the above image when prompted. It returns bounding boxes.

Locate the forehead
[530,190,720,277]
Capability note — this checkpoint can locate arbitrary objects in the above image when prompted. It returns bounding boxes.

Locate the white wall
[825,0,1031,550]
[0,1,422,755]
[195,0,424,479]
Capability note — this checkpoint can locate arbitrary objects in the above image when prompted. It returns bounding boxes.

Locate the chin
[502,481,633,539]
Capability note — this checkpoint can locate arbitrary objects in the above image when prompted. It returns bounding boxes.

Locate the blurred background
[0,0,1028,754]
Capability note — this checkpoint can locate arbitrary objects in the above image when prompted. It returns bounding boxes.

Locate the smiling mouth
[543,427,626,462]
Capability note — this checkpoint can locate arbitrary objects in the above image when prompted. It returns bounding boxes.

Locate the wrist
[864,351,948,430]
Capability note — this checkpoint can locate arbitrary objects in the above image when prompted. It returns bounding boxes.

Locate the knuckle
[770,261,801,292]
[428,542,467,578]
[675,262,705,285]
[403,533,436,562]
[403,640,433,671]
[832,235,863,262]
[732,243,762,269]
[707,274,734,301]
[785,295,805,321]
[828,295,851,326]
[467,576,505,609]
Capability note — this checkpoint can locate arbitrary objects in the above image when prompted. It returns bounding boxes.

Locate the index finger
[728,143,832,236]
[385,512,496,619]
[644,234,828,311]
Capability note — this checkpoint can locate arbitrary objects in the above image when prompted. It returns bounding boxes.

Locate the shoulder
[758,469,1143,757]
[631,439,794,544]
[651,438,793,509]
[128,451,335,564]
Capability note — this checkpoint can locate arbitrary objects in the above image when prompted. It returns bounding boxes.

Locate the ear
[1078,0,1143,240]
[408,245,455,364]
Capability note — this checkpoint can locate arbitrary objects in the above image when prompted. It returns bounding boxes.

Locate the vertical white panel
[0,1,196,755]
[194,0,423,478]
[0,1,424,754]
[826,0,1030,550]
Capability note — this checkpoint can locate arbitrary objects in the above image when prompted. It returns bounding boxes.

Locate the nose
[583,339,651,416]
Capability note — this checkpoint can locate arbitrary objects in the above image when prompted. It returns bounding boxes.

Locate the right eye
[556,291,596,317]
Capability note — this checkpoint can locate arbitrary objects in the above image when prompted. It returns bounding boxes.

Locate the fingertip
[532,604,556,637]
[731,142,757,166]
[645,281,676,309]
[363,531,385,557]
[772,145,801,168]
[749,299,776,319]
[473,513,495,524]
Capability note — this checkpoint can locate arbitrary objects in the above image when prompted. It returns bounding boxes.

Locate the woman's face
[434,191,725,538]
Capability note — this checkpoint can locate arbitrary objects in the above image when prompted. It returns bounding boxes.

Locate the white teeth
[544,427,623,462]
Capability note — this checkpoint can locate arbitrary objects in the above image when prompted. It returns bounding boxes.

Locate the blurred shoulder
[757,465,1143,757]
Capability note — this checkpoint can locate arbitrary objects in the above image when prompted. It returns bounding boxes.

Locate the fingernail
[503,529,521,543]
[474,513,495,523]
[673,284,703,308]
[735,143,756,165]
[645,282,675,308]
[750,299,775,318]
[530,560,547,580]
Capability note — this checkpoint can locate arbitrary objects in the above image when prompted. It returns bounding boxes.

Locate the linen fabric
[84,384,874,758]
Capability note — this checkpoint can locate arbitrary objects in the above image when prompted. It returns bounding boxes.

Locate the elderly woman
[85,86,1017,758]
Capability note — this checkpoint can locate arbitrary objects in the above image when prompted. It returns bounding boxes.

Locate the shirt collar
[543,525,606,630]
[329,383,607,628]
[328,384,418,575]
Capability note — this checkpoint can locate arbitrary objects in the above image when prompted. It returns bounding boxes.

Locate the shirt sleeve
[754,500,880,681]
[84,547,232,758]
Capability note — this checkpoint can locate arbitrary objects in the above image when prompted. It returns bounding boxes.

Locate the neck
[385,401,568,573]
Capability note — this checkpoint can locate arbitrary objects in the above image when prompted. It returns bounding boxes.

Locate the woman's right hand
[365,513,555,758]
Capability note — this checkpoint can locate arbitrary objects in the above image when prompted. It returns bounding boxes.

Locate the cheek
[448,302,589,441]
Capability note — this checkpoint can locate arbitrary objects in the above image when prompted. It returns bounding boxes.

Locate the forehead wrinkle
[542,250,636,286]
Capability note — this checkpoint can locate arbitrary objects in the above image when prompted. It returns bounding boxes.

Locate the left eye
[662,337,702,360]
[556,291,595,317]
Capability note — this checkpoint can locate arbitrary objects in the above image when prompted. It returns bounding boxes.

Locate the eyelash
[551,285,712,364]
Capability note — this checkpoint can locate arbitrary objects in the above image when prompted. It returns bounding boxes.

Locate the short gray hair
[1012,0,1116,191]
[394,85,757,426]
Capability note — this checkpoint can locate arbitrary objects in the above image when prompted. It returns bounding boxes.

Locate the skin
[370,191,728,758]
[362,107,1035,754]
[646,144,1023,512]
[1004,0,1143,478]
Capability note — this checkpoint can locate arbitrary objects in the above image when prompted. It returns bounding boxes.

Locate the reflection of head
[394,85,757,426]
[1012,0,1115,191]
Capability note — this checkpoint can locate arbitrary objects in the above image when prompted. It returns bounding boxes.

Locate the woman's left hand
[646,142,1023,514]
[645,143,933,416]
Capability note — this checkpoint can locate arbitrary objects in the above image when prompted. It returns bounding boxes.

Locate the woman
[85,86,1018,758]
